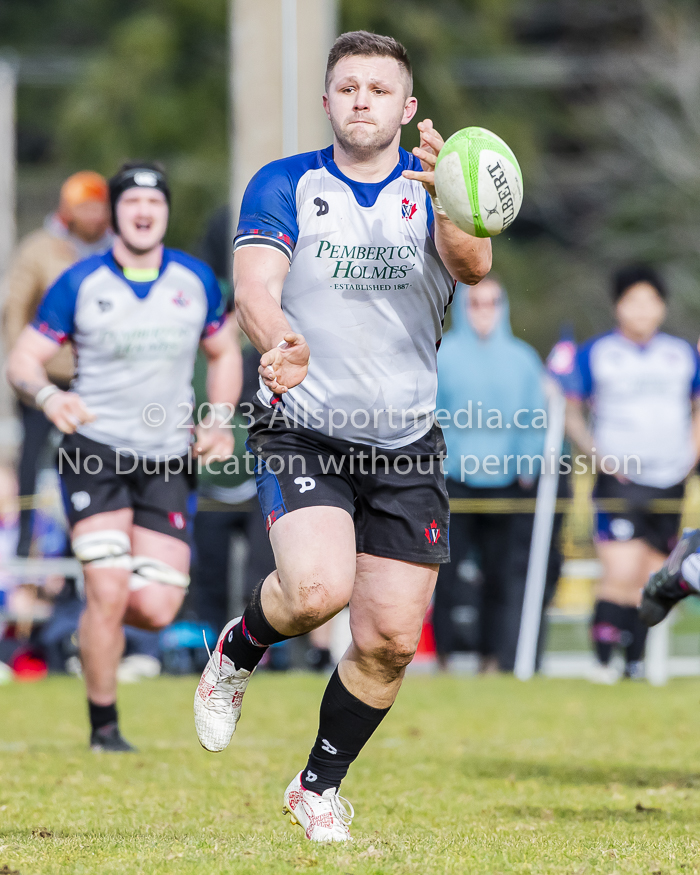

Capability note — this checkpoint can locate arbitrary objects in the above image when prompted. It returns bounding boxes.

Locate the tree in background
[56,1,228,250]
[342,0,700,349]
[4,0,700,351]
[2,0,227,252]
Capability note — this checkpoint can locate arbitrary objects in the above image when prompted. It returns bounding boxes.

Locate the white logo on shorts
[305,770,317,783]
[71,491,91,512]
[610,517,634,541]
[294,477,316,494]
[321,738,337,755]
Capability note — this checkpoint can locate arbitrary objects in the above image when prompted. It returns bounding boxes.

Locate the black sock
[621,605,648,663]
[591,600,626,665]
[301,668,391,795]
[89,700,117,732]
[221,581,292,672]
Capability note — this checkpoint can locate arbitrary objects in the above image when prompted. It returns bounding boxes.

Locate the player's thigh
[349,554,438,657]
[126,525,189,628]
[254,447,358,602]
[131,524,190,573]
[74,509,134,616]
[596,538,648,604]
[269,505,357,606]
[72,507,133,539]
[643,543,669,579]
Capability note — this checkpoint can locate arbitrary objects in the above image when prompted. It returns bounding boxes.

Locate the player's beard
[330,111,403,162]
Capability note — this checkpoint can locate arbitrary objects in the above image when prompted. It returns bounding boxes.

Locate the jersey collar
[614,328,660,352]
[105,248,171,299]
[322,145,413,208]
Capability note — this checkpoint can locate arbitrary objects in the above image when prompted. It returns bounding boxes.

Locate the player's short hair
[325,31,413,93]
[612,264,667,303]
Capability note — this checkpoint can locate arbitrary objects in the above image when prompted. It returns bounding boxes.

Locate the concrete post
[0,61,15,277]
[229,0,336,222]
[0,60,17,464]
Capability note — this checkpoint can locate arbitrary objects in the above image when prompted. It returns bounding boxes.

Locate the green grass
[2,673,700,874]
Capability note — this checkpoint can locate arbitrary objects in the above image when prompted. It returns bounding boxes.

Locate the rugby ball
[434,127,523,237]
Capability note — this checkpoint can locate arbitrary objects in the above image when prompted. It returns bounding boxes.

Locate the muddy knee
[363,635,418,676]
[282,575,350,631]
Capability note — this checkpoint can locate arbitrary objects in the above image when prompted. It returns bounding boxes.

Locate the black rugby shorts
[593,472,684,556]
[59,432,194,543]
[246,401,450,565]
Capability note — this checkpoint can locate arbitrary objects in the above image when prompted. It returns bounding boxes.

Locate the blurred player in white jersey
[566,266,700,682]
[194,31,491,840]
[8,162,242,750]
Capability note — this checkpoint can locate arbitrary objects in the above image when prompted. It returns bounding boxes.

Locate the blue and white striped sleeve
[234,158,302,262]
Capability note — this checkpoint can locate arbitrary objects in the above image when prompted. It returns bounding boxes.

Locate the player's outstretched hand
[259,332,310,394]
[193,423,234,465]
[401,119,444,199]
[43,391,96,434]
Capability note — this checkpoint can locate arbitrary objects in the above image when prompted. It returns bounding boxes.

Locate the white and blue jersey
[33,248,225,457]
[570,331,700,487]
[234,145,454,450]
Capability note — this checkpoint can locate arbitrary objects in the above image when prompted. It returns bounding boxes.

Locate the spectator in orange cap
[56,171,112,245]
[1,170,113,556]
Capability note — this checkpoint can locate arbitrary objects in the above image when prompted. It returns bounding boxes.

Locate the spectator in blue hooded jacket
[434,277,548,672]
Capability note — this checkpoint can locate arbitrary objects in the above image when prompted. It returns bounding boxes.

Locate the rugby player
[194,31,491,840]
[8,162,241,751]
[566,266,700,682]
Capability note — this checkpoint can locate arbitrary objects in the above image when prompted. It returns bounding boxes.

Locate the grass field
[2,672,700,874]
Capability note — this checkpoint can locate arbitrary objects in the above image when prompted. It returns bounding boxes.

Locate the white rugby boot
[194,617,252,752]
[283,771,354,842]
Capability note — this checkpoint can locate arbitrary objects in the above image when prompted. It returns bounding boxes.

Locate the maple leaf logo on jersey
[547,340,576,376]
[169,512,186,530]
[401,197,417,220]
[172,291,190,307]
[424,520,441,544]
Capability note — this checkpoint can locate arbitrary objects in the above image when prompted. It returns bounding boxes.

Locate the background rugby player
[194,31,491,840]
[566,265,700,683]
[8,162,242,751]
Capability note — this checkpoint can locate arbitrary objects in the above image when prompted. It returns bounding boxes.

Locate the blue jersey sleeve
[691,347,700,396]
[571,341,594,400]
[202,274,226,338]
[31,258,98,344]
[234,158,303,261]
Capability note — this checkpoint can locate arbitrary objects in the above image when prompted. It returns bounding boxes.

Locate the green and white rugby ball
[434,127,523,237]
